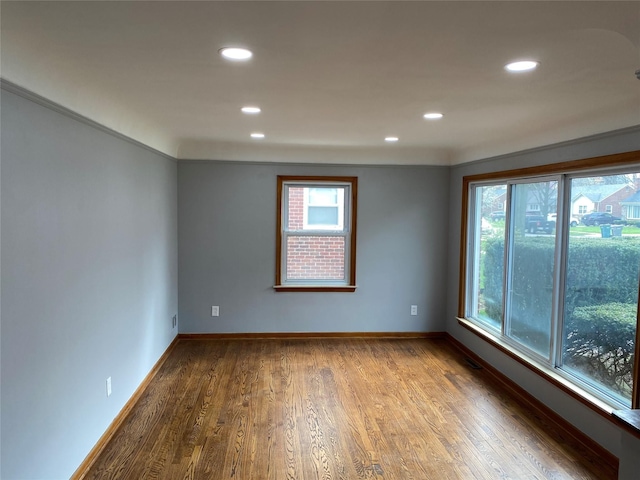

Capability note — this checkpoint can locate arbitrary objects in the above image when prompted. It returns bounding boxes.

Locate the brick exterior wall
[286,187,345,280]
[286,236,345,280]
[598,185,635,217]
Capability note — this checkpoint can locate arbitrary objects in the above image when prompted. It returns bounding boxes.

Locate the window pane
[288,187,344,229]
[308,206,338,225]
[506,181,558,358]
[469,184,506,330]
[308,187,338,205]
[562,173,640,405]
[286,236,345,280]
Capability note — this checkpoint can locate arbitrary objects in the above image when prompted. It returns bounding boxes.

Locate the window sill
[273,285,357,293]
[613,409,640,440]
[457,317,621,419]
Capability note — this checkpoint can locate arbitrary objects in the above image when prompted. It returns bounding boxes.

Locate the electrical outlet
[211,306,219,317]
[172,315,177,328]
[410,305,418,316]
[106,377,112,397]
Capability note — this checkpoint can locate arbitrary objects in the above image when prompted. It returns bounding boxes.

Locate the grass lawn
[487,222,640,238]
[569,225,640,237]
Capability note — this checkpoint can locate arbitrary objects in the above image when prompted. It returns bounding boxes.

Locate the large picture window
[275,176,357,292]
[460,152,640,409]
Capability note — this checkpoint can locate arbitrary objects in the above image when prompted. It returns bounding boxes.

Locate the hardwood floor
[84,338,615,479]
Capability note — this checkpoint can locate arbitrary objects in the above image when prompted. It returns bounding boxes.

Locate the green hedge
[484,236,640,321]
[482,236,639,398]
[565,238,640,309]
[564,303,637,397]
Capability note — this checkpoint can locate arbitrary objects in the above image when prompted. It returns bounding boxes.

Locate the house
[571,184,636,217]
[1,2,640,480]
[621,190,640,222]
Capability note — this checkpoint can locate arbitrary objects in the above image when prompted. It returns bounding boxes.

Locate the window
[578,205,588,214]
[460,152,640,410]
[605,204,613,213]
[304,187,344,230]
[275,176,357,292]
[467,184,506,331]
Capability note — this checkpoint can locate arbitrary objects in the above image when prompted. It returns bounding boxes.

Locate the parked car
[547,213,580,227]
[525,215,555,234]
[581,212,624,226]
[490,211,505,221]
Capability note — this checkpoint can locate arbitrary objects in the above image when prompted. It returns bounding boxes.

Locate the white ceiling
[1,1,639,165]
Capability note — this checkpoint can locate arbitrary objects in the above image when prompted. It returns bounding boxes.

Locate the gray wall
[178,161,449,333]
[445,126,640,458]
[0,90,178,480]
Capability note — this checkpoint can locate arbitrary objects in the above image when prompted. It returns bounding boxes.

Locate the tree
[572,174,636,186]
[526,181,557,218]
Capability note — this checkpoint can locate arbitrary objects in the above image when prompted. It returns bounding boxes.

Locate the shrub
[482,236,640,397]
[483,237,640,321]
[564,238,640,310]
[564,303,637,397]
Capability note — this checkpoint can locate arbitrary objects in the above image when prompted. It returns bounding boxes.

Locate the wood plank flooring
[84,338,615,479]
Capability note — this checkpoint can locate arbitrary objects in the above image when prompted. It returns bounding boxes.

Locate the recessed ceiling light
[385,136,399,142]
[251,132,265,139]
[219,47,253,61]
[423,112,444,120]
[505,60,539,72]
[241,106,261,114]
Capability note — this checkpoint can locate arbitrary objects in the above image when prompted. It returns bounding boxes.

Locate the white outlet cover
[211,306,219,317]
[106,377,112,397]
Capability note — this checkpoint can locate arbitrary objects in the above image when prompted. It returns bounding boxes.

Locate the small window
[605,204,613,213]
[578,205,588,214]
[275,176,357,292]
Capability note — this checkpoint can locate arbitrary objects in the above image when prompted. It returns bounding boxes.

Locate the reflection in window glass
[562,173,640,406]
[506,181,558,358]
